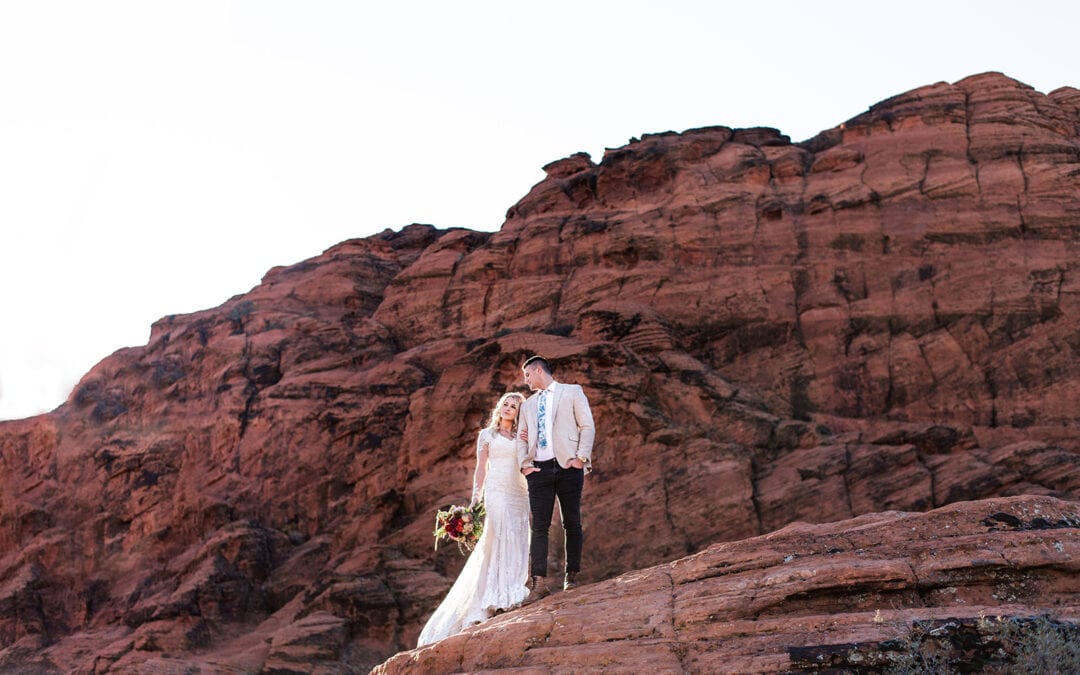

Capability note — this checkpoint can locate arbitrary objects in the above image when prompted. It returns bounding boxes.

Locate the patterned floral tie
[537,390,548,450]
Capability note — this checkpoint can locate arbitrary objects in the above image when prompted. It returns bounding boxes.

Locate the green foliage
[883,614,1080,674]
[988,614,1080,675]
[883,619,955,675]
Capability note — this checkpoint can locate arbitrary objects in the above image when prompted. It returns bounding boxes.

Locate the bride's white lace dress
[417,429,530,646]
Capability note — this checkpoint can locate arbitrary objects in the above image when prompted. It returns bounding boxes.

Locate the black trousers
[526,459,584,577]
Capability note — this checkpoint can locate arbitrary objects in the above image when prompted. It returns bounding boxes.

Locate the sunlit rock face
[375,495,1080,674]
[0,72,1077,672]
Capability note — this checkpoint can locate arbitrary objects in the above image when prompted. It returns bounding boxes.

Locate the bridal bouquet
[433,501,485,554]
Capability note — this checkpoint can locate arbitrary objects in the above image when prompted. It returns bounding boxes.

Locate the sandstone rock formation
[0,72,1077,672]
[375,495,1080,674]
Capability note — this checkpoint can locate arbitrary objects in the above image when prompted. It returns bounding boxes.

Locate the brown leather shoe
[523,576,550,605]
[563,571,579,591]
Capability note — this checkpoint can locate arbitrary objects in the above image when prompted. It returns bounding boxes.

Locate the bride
[417,392,530,646]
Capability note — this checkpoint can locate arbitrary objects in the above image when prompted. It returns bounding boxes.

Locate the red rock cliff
[0,72,1077,672]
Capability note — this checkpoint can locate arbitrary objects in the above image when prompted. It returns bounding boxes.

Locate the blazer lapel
[550,383,563,423]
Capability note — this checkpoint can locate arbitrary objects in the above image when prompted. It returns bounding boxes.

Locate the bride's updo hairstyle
[486,392,526,432]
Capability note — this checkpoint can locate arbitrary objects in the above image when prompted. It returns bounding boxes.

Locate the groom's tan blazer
[516,382,596,471]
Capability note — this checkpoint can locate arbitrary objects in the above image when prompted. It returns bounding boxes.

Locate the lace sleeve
[471,429,490,505]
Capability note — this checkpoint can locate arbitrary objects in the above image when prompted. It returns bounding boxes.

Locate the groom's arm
[572,385,595,467]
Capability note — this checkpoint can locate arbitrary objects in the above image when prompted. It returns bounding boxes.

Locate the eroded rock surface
[375,495,1080,674]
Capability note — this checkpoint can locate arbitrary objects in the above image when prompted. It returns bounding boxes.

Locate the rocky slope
[0,72,1077,672]
[375,495,1080,674]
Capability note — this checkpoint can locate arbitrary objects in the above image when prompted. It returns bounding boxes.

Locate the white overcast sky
[1,1,1076,420]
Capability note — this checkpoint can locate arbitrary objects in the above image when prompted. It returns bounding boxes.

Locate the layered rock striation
[0,72,1077,671]
[375,495,1080,674]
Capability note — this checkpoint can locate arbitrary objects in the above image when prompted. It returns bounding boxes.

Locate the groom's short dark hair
[522,355,551,374]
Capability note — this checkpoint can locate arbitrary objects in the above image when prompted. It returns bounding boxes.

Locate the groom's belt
[534,459,558,467]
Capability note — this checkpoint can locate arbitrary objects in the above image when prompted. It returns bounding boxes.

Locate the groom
[516,355,595,603]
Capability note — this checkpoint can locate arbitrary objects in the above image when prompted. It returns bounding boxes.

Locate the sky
[1,1,1077,421]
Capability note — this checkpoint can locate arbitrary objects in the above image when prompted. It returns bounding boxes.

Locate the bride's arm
[471,430,489,506]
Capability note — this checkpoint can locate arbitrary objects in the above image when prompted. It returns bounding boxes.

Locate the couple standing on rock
[417,355,596,647]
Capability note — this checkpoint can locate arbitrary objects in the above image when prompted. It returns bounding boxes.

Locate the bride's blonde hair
[486,392,526,433]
